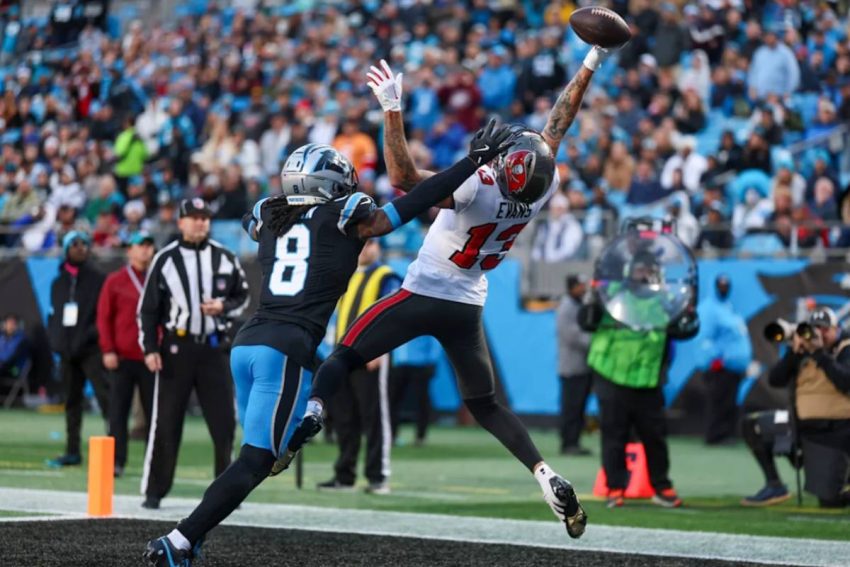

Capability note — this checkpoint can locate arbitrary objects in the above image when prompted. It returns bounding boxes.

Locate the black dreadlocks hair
[264,196,314,237]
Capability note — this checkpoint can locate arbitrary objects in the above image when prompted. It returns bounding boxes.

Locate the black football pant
[559,372,592,451]
[741,410,792,486]
[595,375,672,491]
[331,365,391,485]
[142,336,235,500]
[108,360,154,469]
[61,351,109,457]
[390,364,435,442]
[703,369,742,444]
[313,290,543,471]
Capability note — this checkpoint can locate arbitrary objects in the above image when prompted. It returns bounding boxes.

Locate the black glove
[578,301,604,332]
[669,309,699,339]
[467,118,516,166]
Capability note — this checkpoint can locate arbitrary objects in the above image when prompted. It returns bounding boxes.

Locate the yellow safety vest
[335,264,396,343]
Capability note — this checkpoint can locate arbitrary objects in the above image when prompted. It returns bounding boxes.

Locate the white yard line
[0,488,847,566]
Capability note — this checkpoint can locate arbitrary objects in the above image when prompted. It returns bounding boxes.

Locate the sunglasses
[70,239,89,248]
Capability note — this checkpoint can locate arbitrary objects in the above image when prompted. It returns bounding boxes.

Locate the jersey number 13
[450,223,527,271]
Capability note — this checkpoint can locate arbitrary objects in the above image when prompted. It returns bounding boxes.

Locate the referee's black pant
[595,375,673,492]
[331,364,391,486]
[108,360,154,469]
[390,364,435,443]
[142,335,235,500]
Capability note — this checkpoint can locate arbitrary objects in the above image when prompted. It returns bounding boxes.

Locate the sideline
[0,487,846,566]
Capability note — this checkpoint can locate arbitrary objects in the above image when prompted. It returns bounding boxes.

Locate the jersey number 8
[269,224,310,296]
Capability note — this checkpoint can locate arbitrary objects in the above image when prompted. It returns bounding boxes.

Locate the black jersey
[234,192,375,360]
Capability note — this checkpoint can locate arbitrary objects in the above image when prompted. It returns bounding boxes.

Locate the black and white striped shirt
[138,237,250,354]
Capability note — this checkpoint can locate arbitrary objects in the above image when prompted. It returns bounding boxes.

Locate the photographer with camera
[742,307,850,507]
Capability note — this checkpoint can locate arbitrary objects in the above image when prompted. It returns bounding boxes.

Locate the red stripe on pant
[341,289,412,347]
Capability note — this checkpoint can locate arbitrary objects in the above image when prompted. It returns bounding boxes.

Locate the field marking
[0,487,848,566]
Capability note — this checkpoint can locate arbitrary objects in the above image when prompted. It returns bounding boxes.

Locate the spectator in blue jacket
[697,274,752,445]
[390,335,441,446]
[478,47,516,112]
[747,29,800,100]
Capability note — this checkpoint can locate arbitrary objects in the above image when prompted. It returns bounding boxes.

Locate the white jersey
[403,164,559,306]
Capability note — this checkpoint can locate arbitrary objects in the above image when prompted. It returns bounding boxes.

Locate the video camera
[763,319,818,343]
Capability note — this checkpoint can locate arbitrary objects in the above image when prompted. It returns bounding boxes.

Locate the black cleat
[550,476,588,539]
[141,496,161,509]
[143,537,193,566]
[269,412,324,476]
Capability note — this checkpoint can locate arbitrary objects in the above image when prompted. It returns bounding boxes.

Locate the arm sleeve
[222,253,250,318]
[337,192,378,238]
[767,350,801,388]
[381,157,478,230]
[813,347,850,394]
[138,256,167,355]
[96,275,115,354]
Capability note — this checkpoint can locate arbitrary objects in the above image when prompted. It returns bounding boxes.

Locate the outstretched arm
[367,61,443,197]
[541,46,614,155]
[355,119,515,239]
[383,111,435,191]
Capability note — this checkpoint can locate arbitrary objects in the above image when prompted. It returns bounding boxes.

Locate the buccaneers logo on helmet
[494,127,554,205]
[504,150,535,195]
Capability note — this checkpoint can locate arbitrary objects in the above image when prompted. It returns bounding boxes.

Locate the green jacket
[113,128,148,178]
[1,190,40,222]
[587,288,670,389]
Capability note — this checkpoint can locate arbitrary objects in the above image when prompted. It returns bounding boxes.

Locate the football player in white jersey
[286,46,617,539]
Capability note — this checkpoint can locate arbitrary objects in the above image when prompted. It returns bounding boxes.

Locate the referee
[138,198,250,509]
[318,239,400,494]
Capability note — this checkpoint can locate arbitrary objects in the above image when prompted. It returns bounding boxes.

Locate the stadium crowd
[0,0,848,257]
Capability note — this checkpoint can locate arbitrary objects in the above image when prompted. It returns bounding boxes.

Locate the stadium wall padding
[9,256,849,417]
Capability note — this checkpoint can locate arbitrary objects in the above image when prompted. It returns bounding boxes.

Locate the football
[569,6,632,48]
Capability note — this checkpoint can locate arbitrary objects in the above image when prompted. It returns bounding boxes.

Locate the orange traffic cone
[592,442,655,499]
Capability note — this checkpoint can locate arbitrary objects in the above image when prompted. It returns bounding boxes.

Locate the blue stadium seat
[725,117,751,144]
[770,147,794,173]
[735,233,785,256]
[727,169,771,204]
[790,92,821,124]
[211,220,255,257]
[696,131,720,155]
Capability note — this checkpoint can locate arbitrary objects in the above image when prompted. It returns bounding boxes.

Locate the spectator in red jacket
[96,231,156,477]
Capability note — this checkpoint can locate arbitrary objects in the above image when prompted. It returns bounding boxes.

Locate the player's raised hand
[582,45,613,72]
[467,119,516,166]
[366,59,403,112]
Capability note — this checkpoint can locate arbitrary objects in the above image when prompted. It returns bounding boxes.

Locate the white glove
[366,59,403,112]
[582,45,612,72]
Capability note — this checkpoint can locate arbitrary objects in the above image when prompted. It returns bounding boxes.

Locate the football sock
[166,529,191,552]
[306,399,323,416]
[176,444,275,545]
[465,393,543,471]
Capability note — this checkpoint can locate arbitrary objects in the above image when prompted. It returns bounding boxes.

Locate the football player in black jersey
[143,121,515,566]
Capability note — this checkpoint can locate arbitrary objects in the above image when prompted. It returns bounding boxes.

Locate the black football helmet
[493,126,555,205]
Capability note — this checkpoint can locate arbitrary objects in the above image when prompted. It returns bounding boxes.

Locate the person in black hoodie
[46,231,108,468]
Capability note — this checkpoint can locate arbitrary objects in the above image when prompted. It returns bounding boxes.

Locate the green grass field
[0,409,847,540]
